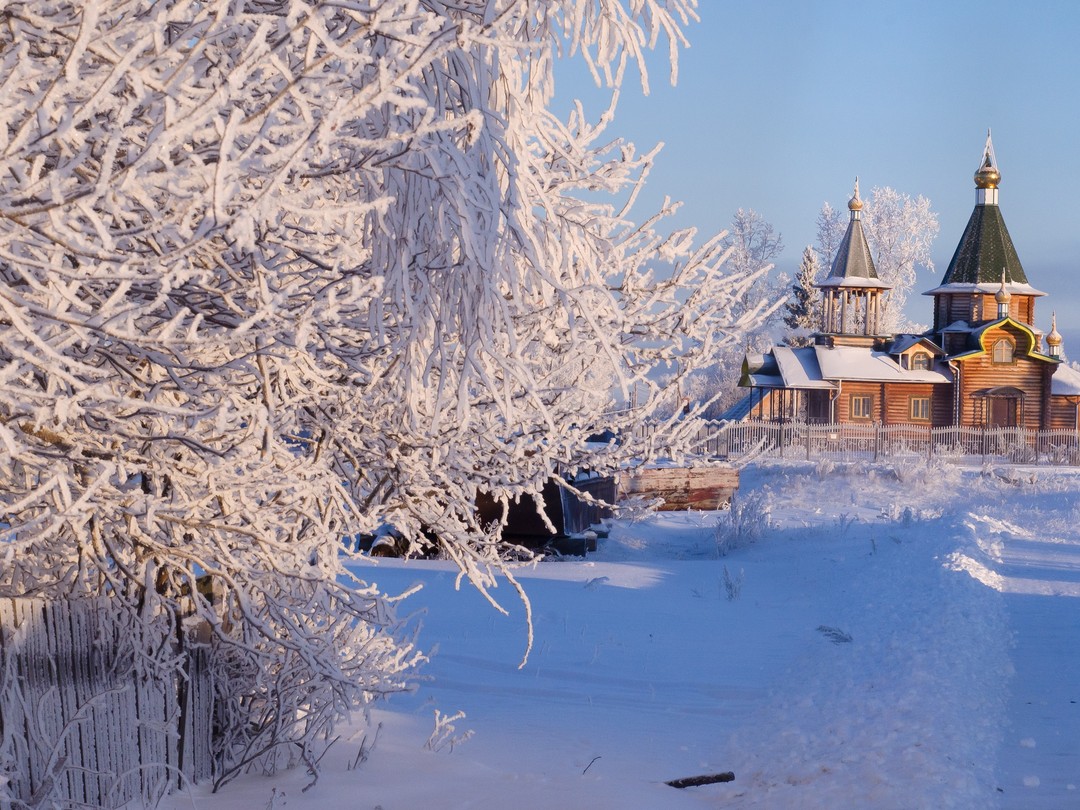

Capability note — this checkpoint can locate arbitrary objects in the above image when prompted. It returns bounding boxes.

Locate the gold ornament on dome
[975,158,1000,189]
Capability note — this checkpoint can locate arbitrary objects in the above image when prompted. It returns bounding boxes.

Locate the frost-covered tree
[783,246,821,346]
[816,187,939,331]
[684,209,785,416]
[0,0,767,791]
[725,208,787,339]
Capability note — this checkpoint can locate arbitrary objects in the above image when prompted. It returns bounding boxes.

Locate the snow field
[156,460,1080,810]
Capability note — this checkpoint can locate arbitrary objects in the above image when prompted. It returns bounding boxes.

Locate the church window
[910,397,931,421]
[911,352,931,371]
[992,339,1014,364]
[850,395,872,419]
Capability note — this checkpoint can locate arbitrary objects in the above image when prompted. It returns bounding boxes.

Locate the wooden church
[740,135,1080,429]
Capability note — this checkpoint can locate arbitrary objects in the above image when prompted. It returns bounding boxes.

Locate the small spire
[1047,311,1063,357]
[995,270,1011,318]
[975,130,1001,190]
[847,177,864,216]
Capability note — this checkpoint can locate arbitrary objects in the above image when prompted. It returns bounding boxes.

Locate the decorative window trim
[911,352,931,371]
[910,396,931,421]
[850,394,873,419]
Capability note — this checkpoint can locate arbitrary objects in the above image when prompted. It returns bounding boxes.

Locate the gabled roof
[888,334,944,355]
[741,347,835,390]
[774,347,835,389]
[814,345,951,383]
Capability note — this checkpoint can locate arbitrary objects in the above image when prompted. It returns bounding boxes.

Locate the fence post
[806,422,812,461]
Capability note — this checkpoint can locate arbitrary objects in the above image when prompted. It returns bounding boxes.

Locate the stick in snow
[666,772,735,788]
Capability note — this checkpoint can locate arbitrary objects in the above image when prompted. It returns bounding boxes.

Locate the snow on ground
[157,459,1080,810]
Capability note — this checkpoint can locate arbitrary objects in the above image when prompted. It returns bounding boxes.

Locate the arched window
[992,339,1014,364]
[911,352,931,371]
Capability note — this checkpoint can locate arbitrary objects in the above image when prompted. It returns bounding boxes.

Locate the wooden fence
[638,419,1080,466]
[0,598,214,809]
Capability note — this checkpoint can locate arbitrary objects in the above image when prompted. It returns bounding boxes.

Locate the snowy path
[957,503,1080,806]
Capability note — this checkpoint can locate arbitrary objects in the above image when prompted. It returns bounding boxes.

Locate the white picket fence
[637,419,1080,466]
[0,598,214,809]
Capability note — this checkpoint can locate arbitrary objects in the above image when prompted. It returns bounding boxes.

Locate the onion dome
[1047,312,1063,349]
[995,273,1011,304]
[848,177,864,211]
[975,156,1000,189]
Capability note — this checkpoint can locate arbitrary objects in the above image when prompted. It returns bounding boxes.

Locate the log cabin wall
[973,293,1037,328]
[835,381,884,423]
[881,382,936,424]
[1050,397,1080,430]
[936,294,974,330]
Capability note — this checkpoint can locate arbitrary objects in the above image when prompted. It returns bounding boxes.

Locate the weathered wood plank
[617,466,739,510]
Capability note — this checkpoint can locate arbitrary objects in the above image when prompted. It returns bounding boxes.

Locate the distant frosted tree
[726,208,787,340]
[0,0,769,795]
[683,210,786,417]
[816,187,939,331]
[784,246,821,346]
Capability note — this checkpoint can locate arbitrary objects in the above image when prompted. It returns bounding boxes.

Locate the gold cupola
[1047,312,1063,358]
[848,177,864,213]
[995,271,1011,318]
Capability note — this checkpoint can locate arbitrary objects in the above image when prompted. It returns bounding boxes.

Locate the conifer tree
[784,246,821,346]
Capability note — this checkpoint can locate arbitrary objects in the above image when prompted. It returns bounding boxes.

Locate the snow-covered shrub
[815,457,837,480]
[425,710,474,754]
[715,491,772,556]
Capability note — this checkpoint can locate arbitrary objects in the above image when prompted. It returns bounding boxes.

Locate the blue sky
[555,1,1080,339]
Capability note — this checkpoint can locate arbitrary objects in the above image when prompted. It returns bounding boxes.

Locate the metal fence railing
[635,419,1080,467]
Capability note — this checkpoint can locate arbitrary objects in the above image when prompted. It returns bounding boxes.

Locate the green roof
[818,215,890,289]
[941,203,1027,285]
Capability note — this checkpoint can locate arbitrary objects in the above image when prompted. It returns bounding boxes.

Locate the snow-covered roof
[888,334,943,355]
[773,346,836,389]
[743,372,785,388]
[941,319,973,333]
[923,281,1046,297]
[814,345,952,384]
[1052,363,1080,397]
